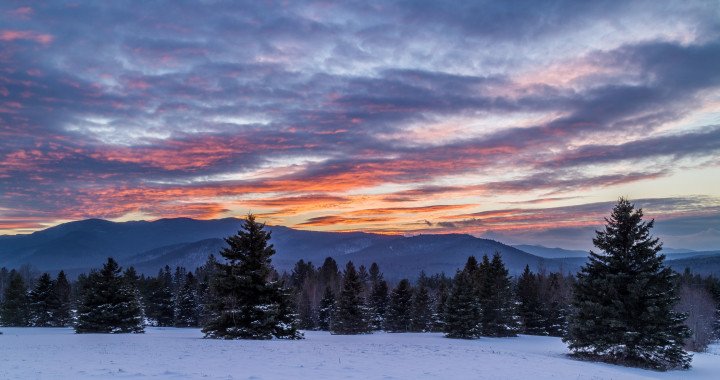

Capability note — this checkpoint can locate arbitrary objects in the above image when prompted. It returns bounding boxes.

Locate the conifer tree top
[592,197,661,259]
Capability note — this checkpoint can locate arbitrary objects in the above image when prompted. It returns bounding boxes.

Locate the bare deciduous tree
[675,283,717,352]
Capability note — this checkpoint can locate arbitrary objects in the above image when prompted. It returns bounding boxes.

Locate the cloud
[0,30,52,44]
[0,1,718,250]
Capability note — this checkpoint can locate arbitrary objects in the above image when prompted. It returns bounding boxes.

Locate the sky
[0,0,719,250]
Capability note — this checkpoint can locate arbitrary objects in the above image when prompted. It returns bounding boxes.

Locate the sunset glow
[0,1,719,250]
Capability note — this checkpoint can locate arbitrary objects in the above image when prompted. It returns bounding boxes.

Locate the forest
[1,253,717,348]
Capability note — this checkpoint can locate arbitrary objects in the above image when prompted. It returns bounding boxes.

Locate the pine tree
[443,270,482,339]
[318,257,341,294]
[478,253,519,337]
[331,261,370,334]
[410,285,433,332]
[1,272,29,326]
[544,272,571,337]
[202,214,301,340]
[144,269,175,326]
[317,286,335,331]
[28,273,58,327]
[53,270,73,327]
[75,258,144,333]
[565,198,691,370]
[196,254,219,326]
[385,279,413,332]
[291,259,318,330]
[433,280,449,331]
[174,272,199,327]
[516,265,546,335]
[367,264,389,330]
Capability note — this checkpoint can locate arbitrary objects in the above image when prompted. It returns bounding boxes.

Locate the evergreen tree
[516,265,546,335]
[443,270,482,339]
[543,272,571,337]
[75,258,144,333]
[175,272,199,327]
[410,284,433,332]
[367,264,389,330]
[28,273,58,327]
[291,259,318,330]
[0,267,9,302]
[202,214,301,340]
[565,198,691,370]
[433,280,449,331]
[368,263,382,284]
[318,257,341,292]
[317,286,335,331]
[53,270,73,327]
[331,261,370,334]
[0,272,29,326]
[478,253,519,337]
[385,279,413,332]
[144,269,175,326]
[196,254,219,326]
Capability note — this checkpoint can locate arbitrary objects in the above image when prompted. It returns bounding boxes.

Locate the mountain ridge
[0,218,716,280]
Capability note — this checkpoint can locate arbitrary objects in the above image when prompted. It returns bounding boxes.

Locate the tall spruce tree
[410,284,433,332]
[433,280,449,331]
[202,214,301,340]
[317,286,335,331]
[517,265,546,335]
[478,253,519,337]
[367,265,389,330]
[54,270,73,327]
[145,270,175,326]
[544,272,571,337]
[443,270,482,339]
[28,273,58,327]
[1,272,29,326]
[331,261,370,334]
[174,271,199,327]
[75,258,144,333]
[565,198,691,370]
[385,279,413,332]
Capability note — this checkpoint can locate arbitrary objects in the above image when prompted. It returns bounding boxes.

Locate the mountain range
[0,218,717,280]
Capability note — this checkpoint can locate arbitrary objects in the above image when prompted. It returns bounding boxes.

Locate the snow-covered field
[1,328,719,380]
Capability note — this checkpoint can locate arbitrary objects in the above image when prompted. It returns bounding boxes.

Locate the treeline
[0,253,572,337]
[1,253,718,350]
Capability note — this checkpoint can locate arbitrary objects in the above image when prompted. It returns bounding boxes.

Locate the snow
[0,328,719,379]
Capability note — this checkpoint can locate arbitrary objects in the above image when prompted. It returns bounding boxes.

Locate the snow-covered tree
[331,261,370,334]
[202,214,301,340]
[174,271,199,327]
[410,284,433,332]
[478,253,519,337]
[53,270,73,327]
[565,198,691,370]
[317,286,335,331]
[144,270,175,327]
[0,272,29,326]
[516,265,546,335]
[443,270,482,339]
[367,268,389,330]
[385,279,413,332]
[75,258,144,333]
[28,273,58,327]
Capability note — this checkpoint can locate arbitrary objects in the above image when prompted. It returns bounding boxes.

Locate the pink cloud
[5,7,34,20]
[0,30,54,45]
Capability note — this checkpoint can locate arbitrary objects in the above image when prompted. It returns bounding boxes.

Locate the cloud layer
[1,1,719,249]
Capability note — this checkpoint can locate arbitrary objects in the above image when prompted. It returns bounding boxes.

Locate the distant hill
[512,245,589,258]
[0,218,716,280]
